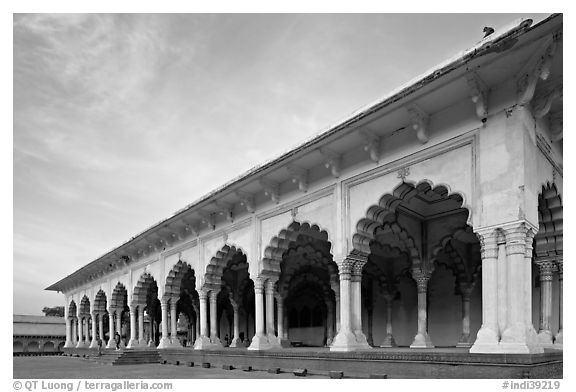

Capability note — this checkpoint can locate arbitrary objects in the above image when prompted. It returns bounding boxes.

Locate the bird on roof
[483,26,495,38]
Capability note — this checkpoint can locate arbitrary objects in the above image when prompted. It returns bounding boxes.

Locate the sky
[13,13,551,315]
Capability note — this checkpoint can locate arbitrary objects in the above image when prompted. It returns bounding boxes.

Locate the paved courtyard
[13,356,327,379]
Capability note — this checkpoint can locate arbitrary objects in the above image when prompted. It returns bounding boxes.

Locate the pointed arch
[165,260,196,299]
[93,290,107,314]
[133,272,159,305]
[79,295,90,315]
[110,282,127,309]
[68,300,77,319]
[203,244,249,290]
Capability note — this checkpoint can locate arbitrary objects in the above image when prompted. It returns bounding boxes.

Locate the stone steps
[86,349,161,366]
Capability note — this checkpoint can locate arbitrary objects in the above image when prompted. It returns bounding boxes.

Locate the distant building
[13,315,66,355]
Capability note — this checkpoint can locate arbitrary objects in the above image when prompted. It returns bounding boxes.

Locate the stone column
[89,313,98,348]
[351,262,370,347]
[86,316,92,345]
[127,306,138,348]
[496,233,508,336]
[115,311,125,348]
[194,290,212,349]
[248,278,269,350]
[209,291,222,346]
[499,223,541,353]
[470,229,500,353]
[536,261,556,346]
[276,294,287,347]
[380,293,396,347]
[265,280,280,347]
[457,286,474,347]
[158,299,171,348]
[330,259,359,351]
[138,306,145,346]
[554,260,563,347]
[410,269,434,348]
[229,300,241,347]
[98,314,104,343]
[71,318,77,345]
[64,317,73,348]
[330,276,340,333]
[170,298,181,347]
[75,318,82,348]
[366,303,374,347]
[326,299,334,346]
[106,310,116,348]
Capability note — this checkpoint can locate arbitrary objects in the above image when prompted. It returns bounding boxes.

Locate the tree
[42,306,64,317]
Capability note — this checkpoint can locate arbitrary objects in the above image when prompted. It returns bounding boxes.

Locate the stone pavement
[13,356,326,379]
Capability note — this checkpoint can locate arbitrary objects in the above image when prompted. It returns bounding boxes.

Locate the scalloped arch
[535,182,563,259]
[93,290,107,313]
[79,295,90,315]
[261,221,334,279]
[132,273,158,305]
[202,244,249,290]
[164,260,196,299]
[68,300,77,318]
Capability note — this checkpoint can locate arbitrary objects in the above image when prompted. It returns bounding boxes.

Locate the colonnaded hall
[46,14,563,378]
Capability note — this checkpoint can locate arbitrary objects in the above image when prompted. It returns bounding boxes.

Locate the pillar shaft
[410,270,434,348]
[380,293,396,347]
[160,300,169,343]
[106,311,115,348]
[209,291,221,345]
[199,293,208,337]
[470,230,500,353]
[170,299,178,344]
[265,281,277,342]
[64,318,73,348]
[326,301,334,345]
[276,297,284,341]
[555,261,563,345]
[138,307,145,345]
[248,278,269,350]
[536,261,556,345]
[457,289,473,347]
[127,308,138,348]
[98,315,104,342]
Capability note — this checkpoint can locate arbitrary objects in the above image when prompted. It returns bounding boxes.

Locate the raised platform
[159,347,562,379]
[62,347,562,378]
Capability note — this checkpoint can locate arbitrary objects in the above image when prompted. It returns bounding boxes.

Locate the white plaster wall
[226,224,253,261]
[260,210,293,258]
[294,194,335,242]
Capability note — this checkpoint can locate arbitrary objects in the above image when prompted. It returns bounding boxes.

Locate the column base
[500,324,543,353]
[553,331,563,349]
[537,330,554,346]
[330,330,370,352]
[138,339,148,347]
[410,332,435,348]
[147,340,156,348]
[106,340,115,349]
[266,334,282,349]
[353,330,370,347]
[210,336,223,347]
[157,337,173,349]
[126,339,139,349]
[469,325,500,353]
[379,334,397,348]
[193,335,219,350]
[229,337,242,348]
[456,333,473,348]
[75,341,89,349]
[63,340,74,349]
[247,334,272,350]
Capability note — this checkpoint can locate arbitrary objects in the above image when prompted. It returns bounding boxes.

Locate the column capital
[556,259,563,277]
[198,290,208,300]
[265,279,277,293]
[536,260,557,280]
[254,278,265,293]
[411,269,431,293]
[503,222,531,256]
[474,228,499,259]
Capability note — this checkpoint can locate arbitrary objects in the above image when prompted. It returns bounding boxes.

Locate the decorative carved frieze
[286,164,309,193]
[259,178,280,204]
[359,129,381,163]
[406,104,430,144]
[466,72,489,122]
[318,147,342,178]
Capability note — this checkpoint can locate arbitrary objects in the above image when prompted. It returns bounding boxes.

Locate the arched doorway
[132,273,161,347]
[77,296,91,348]
[162,261,197,348]
[108,283,128,348]
[353,180,481,348]
[260,222,338,349]
[93,290,108,345]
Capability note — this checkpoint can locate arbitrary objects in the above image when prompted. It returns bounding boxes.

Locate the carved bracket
[260,178,280,204]
[286,164,308,193]
[466,72,489,122]
[318,147,342,178]
[359,129,380,162]
[548,112,563,142]
[406,104,430,144]
[214,201,234,222]
[533,80,562,119]
[517,34,559,105]
[198,211,216,230]
[235,190,255,213]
